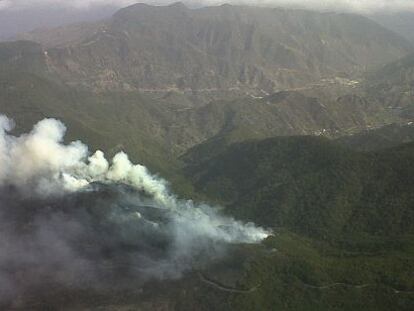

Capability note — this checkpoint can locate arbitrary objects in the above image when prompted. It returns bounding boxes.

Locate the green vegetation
[184,136,414,239]
[180,135,414,310]
[229,231,414,311]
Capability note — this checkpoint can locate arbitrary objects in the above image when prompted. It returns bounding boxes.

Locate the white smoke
[1,0,414,13]
[0,114,270,243]
[0,114,271,305]
[0,115,169,200]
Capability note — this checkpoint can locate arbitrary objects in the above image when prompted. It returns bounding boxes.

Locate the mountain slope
[184,136,414,238]
[336,123,414,151]
[0,61,399,174]
[9,3,413,93]
[180,135,414,310]
[360,51,414,120]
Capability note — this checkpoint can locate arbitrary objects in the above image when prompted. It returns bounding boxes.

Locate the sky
[1,0,414,13]
[0,0,135,10]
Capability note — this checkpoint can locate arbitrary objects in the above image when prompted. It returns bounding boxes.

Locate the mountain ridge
[5,3,412,95]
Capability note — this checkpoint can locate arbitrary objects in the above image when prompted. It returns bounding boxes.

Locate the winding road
[198,272,261,294]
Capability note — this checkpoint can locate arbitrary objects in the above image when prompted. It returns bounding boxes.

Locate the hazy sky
[0,0,134,10]
[1,0,414,13]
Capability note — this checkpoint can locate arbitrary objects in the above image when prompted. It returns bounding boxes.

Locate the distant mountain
[13,22,104,49]
[337,123,414,151]
[360,51,414,120]
[6,3,413,94]
[371,12,414,42]
[1,4,413,180]
[370,51,414,86]
[0,5,118,41]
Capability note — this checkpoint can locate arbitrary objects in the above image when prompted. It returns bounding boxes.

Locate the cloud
[1,0,414,13]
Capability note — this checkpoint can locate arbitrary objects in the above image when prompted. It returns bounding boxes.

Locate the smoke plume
[0,115,270,306]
